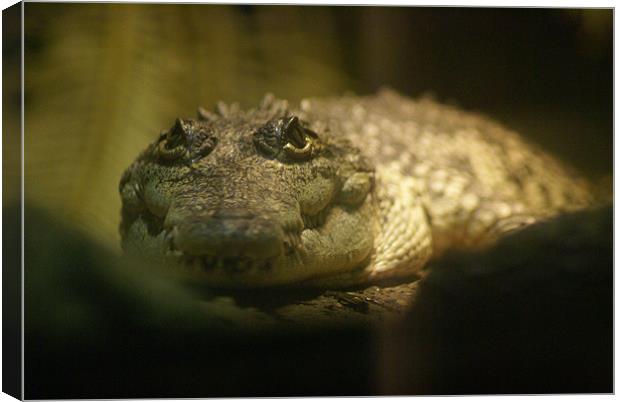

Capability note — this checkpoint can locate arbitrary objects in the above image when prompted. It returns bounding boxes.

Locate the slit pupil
[283,117,307,148]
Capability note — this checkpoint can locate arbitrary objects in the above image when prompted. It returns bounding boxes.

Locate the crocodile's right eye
[253,116,320,161]
[281,116,319,160]
[158,119,189,161]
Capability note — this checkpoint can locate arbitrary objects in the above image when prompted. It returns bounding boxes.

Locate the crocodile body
[119,89,593,287]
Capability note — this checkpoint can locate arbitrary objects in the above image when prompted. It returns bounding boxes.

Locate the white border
[0,1,615,402]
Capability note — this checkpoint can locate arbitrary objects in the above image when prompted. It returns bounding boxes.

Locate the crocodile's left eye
[158,119,189,161]
[156,119,217,163]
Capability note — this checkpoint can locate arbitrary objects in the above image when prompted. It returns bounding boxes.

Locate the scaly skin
[119,89,594,287]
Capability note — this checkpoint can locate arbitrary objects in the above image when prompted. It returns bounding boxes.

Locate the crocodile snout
[172,214,285,260]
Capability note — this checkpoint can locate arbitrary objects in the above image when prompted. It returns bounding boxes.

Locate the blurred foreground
[13,203,612,397]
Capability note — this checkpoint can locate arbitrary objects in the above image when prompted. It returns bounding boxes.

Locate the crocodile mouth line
[196,255,273,273]
[168,248,276,274]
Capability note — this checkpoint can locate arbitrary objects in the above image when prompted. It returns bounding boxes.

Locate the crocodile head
[119,96,378,287]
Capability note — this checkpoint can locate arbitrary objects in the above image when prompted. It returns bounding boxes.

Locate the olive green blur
[18,5,612,251]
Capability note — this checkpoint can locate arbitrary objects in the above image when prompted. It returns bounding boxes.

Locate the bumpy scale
[119,89,594,287]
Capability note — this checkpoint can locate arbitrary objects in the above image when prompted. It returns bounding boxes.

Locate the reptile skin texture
[119,89,594,287]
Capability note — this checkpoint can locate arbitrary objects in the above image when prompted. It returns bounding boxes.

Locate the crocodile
[119,89,594,288]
